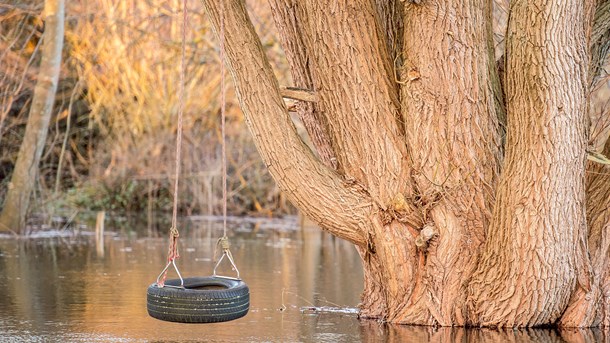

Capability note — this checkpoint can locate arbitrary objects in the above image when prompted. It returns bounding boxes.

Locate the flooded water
[0,215,606,342]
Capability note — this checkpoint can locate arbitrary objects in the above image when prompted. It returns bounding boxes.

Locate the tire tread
[146,276,250,323]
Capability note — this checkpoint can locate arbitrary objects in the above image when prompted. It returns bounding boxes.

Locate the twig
[280,87,318,103]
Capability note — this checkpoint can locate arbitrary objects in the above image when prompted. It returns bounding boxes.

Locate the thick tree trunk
[0,0,65,234]
[560,139,610,327]
[396,0,502,325]
[202,0,372,246]
[467,0,590,327]
[205,0,604,328]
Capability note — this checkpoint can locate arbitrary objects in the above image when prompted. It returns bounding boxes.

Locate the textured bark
[373,0,404,64]
[204,0,604,328]
[398,0,502,325]
[373,0,406,133]
[0,0,65,234]
[202,0,371,246]
[357,216,424,321]
[560,140,610,327]
[492,0,509,133]
[267,0,337,169]
[468,0,589,327]
[296,0,412,208]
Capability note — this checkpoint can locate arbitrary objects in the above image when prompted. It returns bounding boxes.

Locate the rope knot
[170,226,180,238]
[219,236,230,250]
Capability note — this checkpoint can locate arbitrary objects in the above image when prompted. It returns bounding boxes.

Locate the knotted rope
[157,0,188,287]
[158,0,240,286]
[213,0,240,280]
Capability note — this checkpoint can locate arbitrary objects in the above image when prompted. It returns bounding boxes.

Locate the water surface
[0,215,605,342]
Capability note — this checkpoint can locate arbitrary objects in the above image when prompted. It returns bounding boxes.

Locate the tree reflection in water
[360,321,608,343]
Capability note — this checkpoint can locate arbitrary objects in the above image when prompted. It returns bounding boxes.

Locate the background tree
[0,0,65,234]
[202,0,610,327]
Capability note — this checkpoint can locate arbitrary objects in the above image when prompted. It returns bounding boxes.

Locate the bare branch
[201,0,370,246]
[280,87,317,102]
[298,0,412,207]
[267,0,337,169]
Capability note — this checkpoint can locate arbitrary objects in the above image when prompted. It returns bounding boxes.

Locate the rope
[220,0,227,239]
[172,0,187,234]
[159,0,188,287]
[211,1,240,280]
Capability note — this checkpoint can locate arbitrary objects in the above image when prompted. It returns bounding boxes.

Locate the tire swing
[146,1,249,324]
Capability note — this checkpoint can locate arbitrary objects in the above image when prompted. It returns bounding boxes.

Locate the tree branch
[267,0,337,170]
[589,0,610,85]
[298,0,412,207]
[280,87,317,102]
[201,0,370,246]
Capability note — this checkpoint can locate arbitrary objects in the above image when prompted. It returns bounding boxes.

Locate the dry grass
[1,0,293,218]
[65,0,292,215]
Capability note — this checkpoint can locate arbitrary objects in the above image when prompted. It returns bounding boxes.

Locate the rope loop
[167,227,180,261]
[213,236,240,280]
[213,236,230,263]
[155,0,187,289]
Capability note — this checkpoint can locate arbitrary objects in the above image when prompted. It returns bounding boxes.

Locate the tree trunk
[202,0,372,247]
[267,0,337,169]
[397,0,502,325]
[560,139,610,327]
[0,0,65,234]
[467,0,590,326]
[203,0,604,328]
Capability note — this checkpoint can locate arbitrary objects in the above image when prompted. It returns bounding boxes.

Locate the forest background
[0,0,608,228]
[0,0,296,226]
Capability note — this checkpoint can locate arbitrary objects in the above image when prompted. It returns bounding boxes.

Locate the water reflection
[359,322,610,343]
[0,216,363,342]
[0,216,608,342]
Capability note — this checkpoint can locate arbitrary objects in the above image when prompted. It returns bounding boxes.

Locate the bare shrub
[65,0,291,215]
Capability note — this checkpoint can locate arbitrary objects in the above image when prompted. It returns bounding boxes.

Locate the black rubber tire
[147,276,250,323]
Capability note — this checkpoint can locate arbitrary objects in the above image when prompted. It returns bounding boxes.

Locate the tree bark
[297,0,412,207]
[267,0,337,169]
[396,0,502,325]
[202,0,371,246]
[0,0,65,234]
[373,0,404,67]
[560,139,610,327]
[468,0,590,327]
[203,0,604,328]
